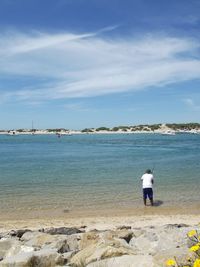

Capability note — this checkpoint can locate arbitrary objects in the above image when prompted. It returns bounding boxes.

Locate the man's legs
[149,197,153,206]
[143,189,147,206]
[148,188,154,206]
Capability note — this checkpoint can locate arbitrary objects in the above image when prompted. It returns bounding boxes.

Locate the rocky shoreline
[0,223,199,267]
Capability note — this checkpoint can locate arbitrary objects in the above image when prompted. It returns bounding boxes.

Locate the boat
[56,132,72,137]
[161,131,176,136]
[7,131,18,136]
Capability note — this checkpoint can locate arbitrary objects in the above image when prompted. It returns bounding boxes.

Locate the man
[141,169,154,206]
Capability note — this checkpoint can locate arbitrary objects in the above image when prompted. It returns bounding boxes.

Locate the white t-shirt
[141,173,154,189]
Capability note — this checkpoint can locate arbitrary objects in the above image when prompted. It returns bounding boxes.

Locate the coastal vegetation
[166,123,200,131]
[47,128,69,132]
[96,127,110,131]
[81,128,94,133]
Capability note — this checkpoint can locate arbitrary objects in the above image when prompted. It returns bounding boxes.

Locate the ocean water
[0,133,199,214]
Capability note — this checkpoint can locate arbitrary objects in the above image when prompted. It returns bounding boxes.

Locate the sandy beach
[1,206,200,232]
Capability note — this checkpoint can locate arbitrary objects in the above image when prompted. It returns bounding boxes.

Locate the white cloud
[0,30,200,102]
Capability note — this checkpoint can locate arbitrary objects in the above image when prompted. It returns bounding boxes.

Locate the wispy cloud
[183,98,200,110]
[63,102,92,112]
[0,29,200,102]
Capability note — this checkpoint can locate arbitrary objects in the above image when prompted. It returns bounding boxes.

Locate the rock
[153,248,189,267]
[129,234,157,255]
[79,232,100,250]
[63,234,81,251]
[143,231,158,242]
[21,230,81,253]
[20,231,35,242]
[22,231,65,249]
[0,248,65,267]
[132,228,146,238]
[156,227,189,252]
[164,224,189,229]
[47,238,70,254]
[0,224,197,267]
[5,245,35,258]
[42,227,83,235]
[22,232,57,248]
[0,238,21,258]
[116,230,133,243]
[43,233,81,253]
[86,255,154,267]
[102,229,133,244]
[130,226,189,257]
[62,250,78,263]
[116,225,131,230]
[70,237,135,266]
[9,229,31,239]
[30,248,65,266]
[0,251,33,267]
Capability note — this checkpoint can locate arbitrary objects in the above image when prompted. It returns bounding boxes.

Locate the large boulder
[21,232,57,247]
[21,231,81,253]
[9,229,31,239]
[0,238,19,258]
[79,229,133,251]
[129,230,158,255]
[79,232,101,250]
[129,225,189,256]
[0,238,31,258]
[70,238,135,266]
[0,248,65,267]
[22,231,69,252]
[102,229,134,244]
[0,251,33,267]
[86,255,154,267]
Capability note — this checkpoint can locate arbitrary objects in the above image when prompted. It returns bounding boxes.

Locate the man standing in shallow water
[141,169,154,206]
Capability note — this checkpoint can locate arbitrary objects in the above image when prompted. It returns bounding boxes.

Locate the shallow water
[0,133,199,216]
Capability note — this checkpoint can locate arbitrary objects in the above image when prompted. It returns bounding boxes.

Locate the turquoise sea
[0,133,200,216]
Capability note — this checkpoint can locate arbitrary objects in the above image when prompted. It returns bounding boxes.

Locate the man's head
[145,169,152,174]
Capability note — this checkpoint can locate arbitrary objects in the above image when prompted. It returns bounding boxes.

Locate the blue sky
[0,0,200,129]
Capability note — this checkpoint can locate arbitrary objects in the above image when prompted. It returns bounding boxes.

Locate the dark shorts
[143,188,153,199]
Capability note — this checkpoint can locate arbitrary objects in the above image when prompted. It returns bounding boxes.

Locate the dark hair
[145,169,152,174]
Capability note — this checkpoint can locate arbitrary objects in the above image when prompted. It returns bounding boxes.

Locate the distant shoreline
[0,123,200,135]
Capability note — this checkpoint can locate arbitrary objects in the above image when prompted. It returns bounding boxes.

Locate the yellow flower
[166,259,176,266]
[190,244,200,252]
[188,230,197,238]
[193,258,200,267]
